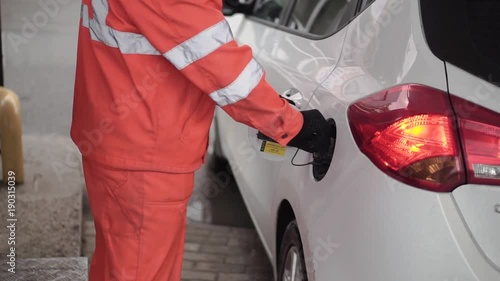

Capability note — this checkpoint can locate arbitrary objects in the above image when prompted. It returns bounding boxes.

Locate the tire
[278,220,308,281]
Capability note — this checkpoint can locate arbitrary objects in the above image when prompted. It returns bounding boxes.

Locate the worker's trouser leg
[82,159,194,281]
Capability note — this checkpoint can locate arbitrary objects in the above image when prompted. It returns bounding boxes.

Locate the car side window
[253,0,291,24]
[360,0,375,9]
[288,0,357,35]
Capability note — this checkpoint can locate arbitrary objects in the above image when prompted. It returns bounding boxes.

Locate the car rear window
[420,0,500,87]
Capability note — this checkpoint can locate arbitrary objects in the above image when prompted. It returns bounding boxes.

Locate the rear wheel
[278,220,308,281]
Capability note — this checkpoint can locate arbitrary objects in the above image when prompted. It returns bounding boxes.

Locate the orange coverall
[72,0,303,280]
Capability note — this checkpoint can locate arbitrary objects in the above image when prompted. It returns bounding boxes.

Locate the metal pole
[0,88,24,183]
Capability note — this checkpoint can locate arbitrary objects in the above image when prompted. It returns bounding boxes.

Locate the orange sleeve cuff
[273,103,303,146]
[220,76,304,146]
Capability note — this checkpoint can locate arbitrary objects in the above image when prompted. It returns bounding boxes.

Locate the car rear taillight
[348,84,465,192]
[451,96,500,185]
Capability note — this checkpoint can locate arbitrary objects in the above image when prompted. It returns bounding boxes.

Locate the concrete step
[0,257,88,280]
[0,135,84,258]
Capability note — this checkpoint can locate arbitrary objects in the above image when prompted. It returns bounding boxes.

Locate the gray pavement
[0,135,83,258]
[0,258,88,281]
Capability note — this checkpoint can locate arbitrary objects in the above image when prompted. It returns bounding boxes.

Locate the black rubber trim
[420,0,500,86]
[246,0,360,41]
[444,62,470,184]
[312,118,337,182]
[356,0,376,15]
[280,0,298,26]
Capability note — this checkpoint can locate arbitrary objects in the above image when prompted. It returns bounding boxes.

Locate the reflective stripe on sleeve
[81,4,89,28]
[81,3,159,55]
[209,59,264,106]
[81,1,261,107]
[81,3,233,62]
[163,20,234,70]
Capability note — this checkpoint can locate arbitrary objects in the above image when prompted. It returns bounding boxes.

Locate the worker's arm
[114,0,302,146]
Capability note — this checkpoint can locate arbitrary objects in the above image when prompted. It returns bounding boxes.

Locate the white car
[215,0,500,280]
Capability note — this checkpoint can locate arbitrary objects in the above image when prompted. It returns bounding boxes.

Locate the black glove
[287,110,332,154]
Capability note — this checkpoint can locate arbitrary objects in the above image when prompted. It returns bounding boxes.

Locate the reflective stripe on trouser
[82,159,194,281]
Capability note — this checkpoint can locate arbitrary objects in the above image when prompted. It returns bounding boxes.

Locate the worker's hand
[287,110,332,154]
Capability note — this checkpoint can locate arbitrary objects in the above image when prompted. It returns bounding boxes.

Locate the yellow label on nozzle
[260,141,287,156]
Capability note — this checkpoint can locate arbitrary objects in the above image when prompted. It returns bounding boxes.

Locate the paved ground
[0,258,88,281]
[0,135,83,258]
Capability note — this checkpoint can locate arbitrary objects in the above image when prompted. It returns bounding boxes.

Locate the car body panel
[453,185,500,272]
[256,22,347,104]
[221,7,348,263]
[216,16,280,258]
[445,63,500,119]
[446,64,500,269]
[255,18,348,267]
[276,0,481,280]
[219,0,500,280]
[226,14,245,36]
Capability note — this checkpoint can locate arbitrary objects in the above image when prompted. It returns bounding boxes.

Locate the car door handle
[282,88,305,110]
